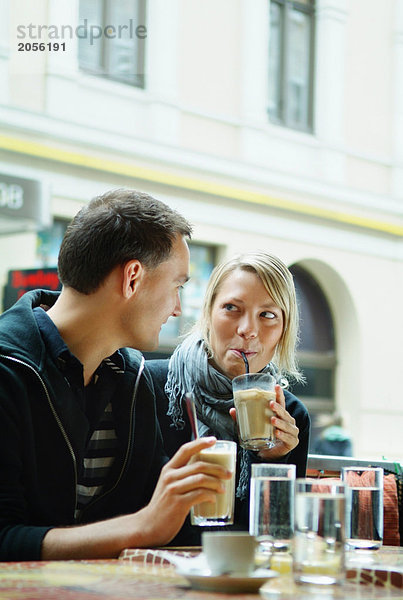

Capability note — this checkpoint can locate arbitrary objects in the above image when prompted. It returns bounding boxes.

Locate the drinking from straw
[241,351,250,374]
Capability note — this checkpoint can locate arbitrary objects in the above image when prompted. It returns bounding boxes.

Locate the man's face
[123,235,190,351]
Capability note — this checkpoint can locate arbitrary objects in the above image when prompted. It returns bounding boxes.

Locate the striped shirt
[75,407,117,518]
[33,307,125,521]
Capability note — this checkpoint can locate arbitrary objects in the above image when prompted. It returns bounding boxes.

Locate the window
[36,219,69,267]
[268,0,315,131]
[288,264,336,418]
[155,243,217,353]
[78,0,146,88]
[36,225,216,356]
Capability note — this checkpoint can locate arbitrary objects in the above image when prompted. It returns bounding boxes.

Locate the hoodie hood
[0,289,60,370]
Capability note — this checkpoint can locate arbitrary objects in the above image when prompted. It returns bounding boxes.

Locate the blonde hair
[198,251,303,383]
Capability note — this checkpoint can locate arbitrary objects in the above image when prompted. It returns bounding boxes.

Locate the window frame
[268,0,316,132]
[78,0,146,89]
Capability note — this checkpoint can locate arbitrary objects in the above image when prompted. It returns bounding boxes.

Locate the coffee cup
[202,531,257,576]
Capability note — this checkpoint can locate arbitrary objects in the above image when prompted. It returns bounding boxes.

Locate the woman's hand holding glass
[230,383,299,459]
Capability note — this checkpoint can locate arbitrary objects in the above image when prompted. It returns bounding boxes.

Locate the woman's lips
[231,349,257,359]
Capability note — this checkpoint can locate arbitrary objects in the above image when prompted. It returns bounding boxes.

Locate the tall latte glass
[191,440,237,526]
[233,373,276,450]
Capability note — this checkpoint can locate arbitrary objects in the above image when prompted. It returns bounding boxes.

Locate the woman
[147,251,310,530]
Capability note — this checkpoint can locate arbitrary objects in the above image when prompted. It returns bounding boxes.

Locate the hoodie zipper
[1,353,145,521]
[0,354,78,509]
[78,356,145,521]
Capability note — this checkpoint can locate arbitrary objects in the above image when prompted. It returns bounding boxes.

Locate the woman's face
[208,269,284,379]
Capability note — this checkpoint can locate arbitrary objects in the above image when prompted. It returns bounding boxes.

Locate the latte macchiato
[191,440,237,526]
[232,373,276,450]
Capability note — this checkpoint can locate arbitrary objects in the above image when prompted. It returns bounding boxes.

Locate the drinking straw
[241,351,250,374]
[185,393,199,439]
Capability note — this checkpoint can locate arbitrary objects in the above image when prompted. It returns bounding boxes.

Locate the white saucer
[177,567,278,593]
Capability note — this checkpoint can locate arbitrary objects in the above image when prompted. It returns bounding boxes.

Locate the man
[0,189,229,561]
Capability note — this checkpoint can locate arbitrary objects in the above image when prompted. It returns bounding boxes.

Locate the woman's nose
[237,314,258,338]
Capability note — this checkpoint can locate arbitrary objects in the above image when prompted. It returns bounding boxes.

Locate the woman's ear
[122,260,144,299]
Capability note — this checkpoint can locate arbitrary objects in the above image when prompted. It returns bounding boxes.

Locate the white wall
[0,0,402,464]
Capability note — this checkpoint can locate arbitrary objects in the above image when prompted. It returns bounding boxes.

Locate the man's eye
[261,311,276,319]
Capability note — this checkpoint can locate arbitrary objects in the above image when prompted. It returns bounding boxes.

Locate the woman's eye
[223,303,237,311]
[261,311,276,319]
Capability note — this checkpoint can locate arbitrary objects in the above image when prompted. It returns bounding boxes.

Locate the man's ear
[122,260,144,299]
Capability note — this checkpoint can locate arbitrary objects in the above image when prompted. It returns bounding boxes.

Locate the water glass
[293,479,346,585]
[191,440,237,526]
[341,467,383,550]
[249,463,295,554]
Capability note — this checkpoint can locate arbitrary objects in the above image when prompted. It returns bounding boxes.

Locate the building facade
[0,0,402,461]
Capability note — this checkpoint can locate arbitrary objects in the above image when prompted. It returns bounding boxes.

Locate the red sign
[3,267,61,311]
[10,269,60,291]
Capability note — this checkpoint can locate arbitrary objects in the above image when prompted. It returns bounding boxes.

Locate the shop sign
[0,172,45,225]
[3,267,61,312]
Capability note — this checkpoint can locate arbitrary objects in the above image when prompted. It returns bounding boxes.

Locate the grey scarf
[164,332,279,500]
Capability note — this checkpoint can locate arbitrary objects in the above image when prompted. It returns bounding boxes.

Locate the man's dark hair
[58,188,192,294]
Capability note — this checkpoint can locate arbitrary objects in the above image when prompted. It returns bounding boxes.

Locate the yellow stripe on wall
[0,134,402,237]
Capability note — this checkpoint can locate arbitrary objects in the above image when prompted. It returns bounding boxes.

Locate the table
[0,546,402,600]
[259,546,403,599]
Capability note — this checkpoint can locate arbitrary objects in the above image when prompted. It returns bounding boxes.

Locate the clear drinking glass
[249,463,296,555]
[293,479,346,585]
[190,440,237,526]
[341,467,383,551]
[232,373,276,450]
